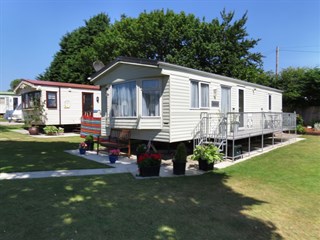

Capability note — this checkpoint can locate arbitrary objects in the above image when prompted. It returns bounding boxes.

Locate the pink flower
[79,142,87,149]
[109,149,120,156]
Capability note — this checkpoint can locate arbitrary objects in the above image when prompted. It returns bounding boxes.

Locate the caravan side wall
[166,69,283,143]
[42,87,100,125]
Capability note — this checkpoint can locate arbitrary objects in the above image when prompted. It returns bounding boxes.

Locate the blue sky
[0,0,319,91]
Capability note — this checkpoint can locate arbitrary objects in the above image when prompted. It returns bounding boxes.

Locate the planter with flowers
[109,149,120,163]
[137,153,162,177]
[79,142,87,155]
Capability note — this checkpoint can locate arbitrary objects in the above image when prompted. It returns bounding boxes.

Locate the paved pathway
[0,137,303,181]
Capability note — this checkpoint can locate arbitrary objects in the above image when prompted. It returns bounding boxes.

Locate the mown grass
[0,124,109,172]
[0,127,319,239]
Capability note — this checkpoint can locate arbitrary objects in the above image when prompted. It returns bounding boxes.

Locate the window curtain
[142,80,160,116]
[201,84,209,108]
[111,81,136,117]
[191,81,199,108]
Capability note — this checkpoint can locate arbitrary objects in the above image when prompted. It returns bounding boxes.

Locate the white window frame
[111,81,137,118]
[141,79,161,117]
[190,80,210,109]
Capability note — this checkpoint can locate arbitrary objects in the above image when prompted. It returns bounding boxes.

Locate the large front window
[142,80,160,116]
[191,81,209,108]
[22,91,41,109]
[111,81,136,117]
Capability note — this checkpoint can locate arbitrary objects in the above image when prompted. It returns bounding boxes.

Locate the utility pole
[276,46,279,79]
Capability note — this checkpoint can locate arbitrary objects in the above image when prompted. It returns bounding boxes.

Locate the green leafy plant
[296,124,306,134]
[58,127,64,134]
[192,144,223,164]
[43,125,58,135]
[24,99,46,127]
[85,134,94,142]
[173,143,187,163]
[296,115,304,125]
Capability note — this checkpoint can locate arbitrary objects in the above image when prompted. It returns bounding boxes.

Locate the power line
[280,49,320,53]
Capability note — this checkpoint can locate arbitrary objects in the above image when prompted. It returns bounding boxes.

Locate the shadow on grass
[0,141,108,173]
[0,172,282,239]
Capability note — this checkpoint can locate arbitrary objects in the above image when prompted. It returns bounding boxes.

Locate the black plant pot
[173,161,186,175]
[198,160,214,171]
[139,165,161,177]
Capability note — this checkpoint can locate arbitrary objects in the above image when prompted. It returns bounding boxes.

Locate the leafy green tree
[9,79,22,91]
[38,13,110,84]
[275,67,320,111]
[39,10,263,84]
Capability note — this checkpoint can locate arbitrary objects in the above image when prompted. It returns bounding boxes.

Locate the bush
[192,144,223,164]
[296,115,304,125]
[174,143,187,163]
[296,124,306,134]
[85,134,94,142]
[43,125,58,135]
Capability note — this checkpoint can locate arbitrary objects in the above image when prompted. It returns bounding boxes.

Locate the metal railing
[193,111,297,160]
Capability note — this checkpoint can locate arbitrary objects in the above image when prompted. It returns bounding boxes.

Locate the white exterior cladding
[91,59,283,143]
[15,80,101,125]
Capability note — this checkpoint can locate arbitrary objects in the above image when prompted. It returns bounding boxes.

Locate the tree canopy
[38,9,263,84]
[275,67,320,111]
[9,79,22,91]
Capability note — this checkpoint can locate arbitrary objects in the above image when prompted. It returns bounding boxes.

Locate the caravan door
[82,93,94,117]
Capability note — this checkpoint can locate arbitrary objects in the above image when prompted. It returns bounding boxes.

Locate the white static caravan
[0,92,21,116]
[90,57,292,145]
[14,80,101,126]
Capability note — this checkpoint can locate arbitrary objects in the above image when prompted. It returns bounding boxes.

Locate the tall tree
[38,13,110,84]
[275,67,320,111]
[9,79,22,91]
[39,10,263,84]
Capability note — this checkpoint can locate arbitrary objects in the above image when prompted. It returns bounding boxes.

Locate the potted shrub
[58,127,64,135]
[137,153,162,177]
[43,125,58,135]
[85,134,94,151]
[192,144,223,171]
[79,142,87,155]
[109,148,120,163]
[173,142,188,175]
[24,99,46,135]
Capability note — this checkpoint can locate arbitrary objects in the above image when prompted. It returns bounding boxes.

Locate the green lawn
[0,124,109,172]
[0,127,319,239]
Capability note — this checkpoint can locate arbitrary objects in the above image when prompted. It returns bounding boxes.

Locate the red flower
[137,153,161,168]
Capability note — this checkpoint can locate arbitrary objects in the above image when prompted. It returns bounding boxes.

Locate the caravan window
[111,81,136,117]
[46,91,57,108]
[22,91,41,109]
[142,80,160,117]
[190,80,209,109]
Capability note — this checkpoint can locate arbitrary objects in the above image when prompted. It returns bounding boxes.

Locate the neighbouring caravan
[0,91,21,116]
[14,80,101,126]
[89,57,296,158]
